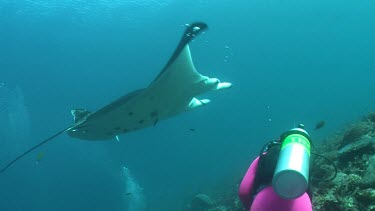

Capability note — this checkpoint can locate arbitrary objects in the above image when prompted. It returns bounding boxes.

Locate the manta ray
[0,22,231,174]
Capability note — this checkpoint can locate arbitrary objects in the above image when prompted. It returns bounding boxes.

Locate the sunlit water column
[123,165,146,211]
[0,84,31,158]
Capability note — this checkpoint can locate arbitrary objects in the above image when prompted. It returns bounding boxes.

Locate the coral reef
[340,121,374,148]
[311,112,375,210]
[360,155,375,188]
[190,194,214,211]
[185,112,375,211]
[364,112,375,123]
[338,135,375,162]
[184,190,244,211]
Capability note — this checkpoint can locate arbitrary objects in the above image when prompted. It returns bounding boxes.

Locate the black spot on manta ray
[150,111,158,118]
[128,112,134,116]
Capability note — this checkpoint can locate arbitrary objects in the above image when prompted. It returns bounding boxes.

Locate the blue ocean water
[1,0,375,210]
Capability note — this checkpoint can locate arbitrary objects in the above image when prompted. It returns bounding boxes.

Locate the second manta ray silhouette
[0,22,232,174]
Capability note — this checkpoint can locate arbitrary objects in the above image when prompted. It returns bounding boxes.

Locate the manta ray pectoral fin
[216,82,232,90]
[204,78,232,91]
[151,22,208,84]
[188,98,211,110]
[71,109,91,123]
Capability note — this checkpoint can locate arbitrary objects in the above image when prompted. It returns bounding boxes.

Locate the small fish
[314,121,325,130]
[36,152,44,164]
[189,128,195,131]
[125,192,132,196]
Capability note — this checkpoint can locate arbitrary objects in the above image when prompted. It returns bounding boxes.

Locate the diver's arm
[238,156,260,210]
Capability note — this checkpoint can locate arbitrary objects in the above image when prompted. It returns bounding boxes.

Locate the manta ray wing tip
[217,82,232,90]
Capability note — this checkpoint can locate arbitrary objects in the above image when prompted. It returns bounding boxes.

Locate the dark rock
[340,122,374,148]
[338,136,375,162]
[356,188,375,205]
[360,155,375,188]
[313,197,341,211]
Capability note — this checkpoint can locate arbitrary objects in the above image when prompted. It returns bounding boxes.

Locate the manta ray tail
[0,126,71,175]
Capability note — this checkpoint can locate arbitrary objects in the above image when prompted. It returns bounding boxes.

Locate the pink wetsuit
[238,156,312,211]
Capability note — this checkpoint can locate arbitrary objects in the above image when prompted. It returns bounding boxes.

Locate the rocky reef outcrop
[312,112,375,210]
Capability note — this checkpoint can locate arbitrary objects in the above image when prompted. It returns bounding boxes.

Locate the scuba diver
[239,124,314,211]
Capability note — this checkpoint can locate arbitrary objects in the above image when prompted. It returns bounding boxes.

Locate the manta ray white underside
[67,22,232,140]
[0,22,231,174]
